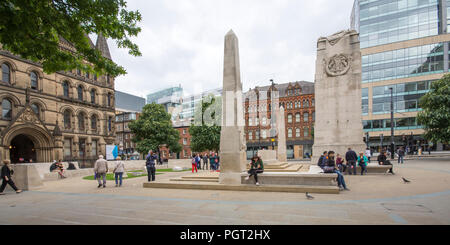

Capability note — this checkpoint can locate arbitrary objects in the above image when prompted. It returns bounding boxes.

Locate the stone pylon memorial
[219,30,247,185]
[312,30,366,162]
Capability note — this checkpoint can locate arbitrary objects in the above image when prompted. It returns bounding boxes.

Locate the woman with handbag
[113,156,125,187]
[0,160,22,195]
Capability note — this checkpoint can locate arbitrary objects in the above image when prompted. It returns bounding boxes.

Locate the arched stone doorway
[10,134,37,163]
[2,125,55,163]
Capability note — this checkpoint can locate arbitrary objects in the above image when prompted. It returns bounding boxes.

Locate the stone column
[312,30,366,163]
[219,30,247,185]
[277,106,287,162]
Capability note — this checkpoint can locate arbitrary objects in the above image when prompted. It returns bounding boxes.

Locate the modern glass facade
[352,0,450,151]
[358,0,439,49]
[362,43,444,83]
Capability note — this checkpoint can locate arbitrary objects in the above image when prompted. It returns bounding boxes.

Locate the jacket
[345,150,358,162]
[250,158,264,170]
[114,161,125,173]
[377,154,387,164]
[146,154,156,167]
[94,159,108,174]
[357,156,368,166]
[1,165,13,178]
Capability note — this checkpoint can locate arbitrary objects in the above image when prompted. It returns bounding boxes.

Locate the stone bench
[240,172,337,186]
[44,169,94,181]
[343,164,393,174]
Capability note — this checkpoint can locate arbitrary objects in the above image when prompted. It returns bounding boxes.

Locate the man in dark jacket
[0,160,22,194]
[146,150,157,182]
[345,148,358,175]
[377,151,395,174]
[317,151,328,169]
[397,147,405,164]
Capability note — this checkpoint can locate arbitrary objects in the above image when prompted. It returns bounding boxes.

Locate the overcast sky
[108,0,355,99]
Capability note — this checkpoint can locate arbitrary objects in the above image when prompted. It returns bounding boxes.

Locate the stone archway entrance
[10,134,37,163]
[2,125,55,163]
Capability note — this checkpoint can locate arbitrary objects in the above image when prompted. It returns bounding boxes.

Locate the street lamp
[389,87,395,160]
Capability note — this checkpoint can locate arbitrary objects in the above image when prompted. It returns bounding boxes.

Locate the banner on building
[106,145,119,160]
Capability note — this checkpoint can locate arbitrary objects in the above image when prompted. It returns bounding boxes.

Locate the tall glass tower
[352,0,449,152]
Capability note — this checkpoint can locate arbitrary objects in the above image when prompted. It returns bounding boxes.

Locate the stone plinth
[9,164,43,191]
[312,30,366,162]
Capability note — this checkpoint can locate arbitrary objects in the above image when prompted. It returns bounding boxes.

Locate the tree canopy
[0,0,141,77]
[189,95,222,153]
[417,75,450,144]
[129,103,181,155]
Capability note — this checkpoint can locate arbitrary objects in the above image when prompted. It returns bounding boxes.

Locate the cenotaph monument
[219,30,247,185]
[312,30,366,163]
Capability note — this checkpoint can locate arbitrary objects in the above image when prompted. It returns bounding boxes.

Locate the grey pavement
[0,157,449,225]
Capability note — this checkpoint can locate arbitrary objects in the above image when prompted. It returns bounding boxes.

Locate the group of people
[191,152,220,173]
[318,147,396,190]
[94,155,126,188]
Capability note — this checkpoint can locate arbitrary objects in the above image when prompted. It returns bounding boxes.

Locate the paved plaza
[0,157,449,225]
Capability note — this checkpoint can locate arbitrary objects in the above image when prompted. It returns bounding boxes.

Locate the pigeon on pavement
[402,177,411,183]
[306,192,314,200]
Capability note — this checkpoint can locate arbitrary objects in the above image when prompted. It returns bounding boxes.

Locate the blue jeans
[398,156,404,164]
[115,172,123,186]
[334,170,347,189]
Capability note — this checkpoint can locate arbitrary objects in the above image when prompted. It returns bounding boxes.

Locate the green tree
[417,75,450,144]
[129,103,181,157]
[189,95,221,153]
[0,0,141,77]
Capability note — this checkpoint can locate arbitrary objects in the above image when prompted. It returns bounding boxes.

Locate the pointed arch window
[64,110,71,129]
[30,72,38,90]
[90,89,96,104]
[31,103,39,117]
[2,99,12,120]
[63,81,70,97]
[288,128,293,138]
[77,85,84,101]
[2,63,11,83]
[91,115,98,130]
[295,113,300,123]
[304,127,309,137]
[78,113,85,131]
[304,112,309,122]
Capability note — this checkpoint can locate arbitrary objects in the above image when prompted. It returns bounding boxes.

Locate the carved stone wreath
[325,54,351,77]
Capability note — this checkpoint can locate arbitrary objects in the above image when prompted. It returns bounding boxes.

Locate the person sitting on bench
[377,151,395,175]
[245,155,264,186]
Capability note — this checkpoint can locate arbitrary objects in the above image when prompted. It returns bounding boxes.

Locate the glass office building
[146,86,183,112]
[351,0,450,151]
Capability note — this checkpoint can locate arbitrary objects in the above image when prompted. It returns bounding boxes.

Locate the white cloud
[109,0,355,98]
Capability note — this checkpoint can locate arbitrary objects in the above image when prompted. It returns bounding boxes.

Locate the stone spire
[96,33,111,60]
[219,29,247,185]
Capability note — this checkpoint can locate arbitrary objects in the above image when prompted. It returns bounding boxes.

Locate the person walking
[145,150,157,182]
[397,147,405,164]
[377,151,395,175]
[202,153,209,170]
[365,148,372,163]
[0,160,22,195]
[191,154,198,173]
[324,151,349,191]
[357,152,368,175]
[113,156,125,187]
[94,155,108,188]
[345,148,358,175]
[245,155,264,186]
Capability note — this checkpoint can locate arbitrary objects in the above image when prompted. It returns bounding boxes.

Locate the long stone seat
[44,169,94,181]
[240,172,337,186]
[344,164,393,174]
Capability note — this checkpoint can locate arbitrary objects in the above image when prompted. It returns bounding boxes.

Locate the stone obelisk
[312,30,366,163]
[219,30,247,185]
[277,106,287,162]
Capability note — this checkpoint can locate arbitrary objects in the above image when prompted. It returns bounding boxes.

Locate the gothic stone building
[245,81,315,159]
[0,35,116,164]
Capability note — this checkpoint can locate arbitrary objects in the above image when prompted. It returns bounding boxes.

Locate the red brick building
[245,81,315,159]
